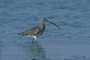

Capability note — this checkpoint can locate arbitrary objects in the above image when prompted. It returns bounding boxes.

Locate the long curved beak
[46,20,60,30]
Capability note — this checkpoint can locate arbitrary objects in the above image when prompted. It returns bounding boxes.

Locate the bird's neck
[40,21,45,29]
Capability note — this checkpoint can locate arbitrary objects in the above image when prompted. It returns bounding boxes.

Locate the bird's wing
[25,26,41,35]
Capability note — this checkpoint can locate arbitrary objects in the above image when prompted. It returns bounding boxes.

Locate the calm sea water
[0,0,90,60]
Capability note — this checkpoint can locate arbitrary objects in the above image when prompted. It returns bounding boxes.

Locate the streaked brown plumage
[18,18,60,40]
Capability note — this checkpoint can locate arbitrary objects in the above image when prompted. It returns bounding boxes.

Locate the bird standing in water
[18,18,60,40]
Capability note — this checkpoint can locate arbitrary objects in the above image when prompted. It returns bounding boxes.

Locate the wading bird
[18,18,60,40]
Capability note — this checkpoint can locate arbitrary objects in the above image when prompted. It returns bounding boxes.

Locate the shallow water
[0,0,90,60]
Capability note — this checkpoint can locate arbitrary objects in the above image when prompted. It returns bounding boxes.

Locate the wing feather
[25,26,41,36]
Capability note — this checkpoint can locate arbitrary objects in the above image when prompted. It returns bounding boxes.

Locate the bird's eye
[26,34,27,35]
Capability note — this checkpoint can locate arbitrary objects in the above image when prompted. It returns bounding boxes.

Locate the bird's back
[18,26,44,37]
[25,26,41,36]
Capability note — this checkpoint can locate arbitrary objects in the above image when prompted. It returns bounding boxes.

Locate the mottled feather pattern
[18,18,59,40]
[25,26,41,36]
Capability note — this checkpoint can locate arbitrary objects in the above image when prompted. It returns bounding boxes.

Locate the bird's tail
[18,32,25,36]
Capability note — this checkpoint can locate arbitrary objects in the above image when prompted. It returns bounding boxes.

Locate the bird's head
[41,17,60,30]
[41,17,48,22]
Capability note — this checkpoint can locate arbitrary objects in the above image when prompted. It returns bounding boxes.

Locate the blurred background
[0,0,90,60]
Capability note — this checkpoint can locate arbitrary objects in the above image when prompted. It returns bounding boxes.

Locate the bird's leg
[32,38,35,43]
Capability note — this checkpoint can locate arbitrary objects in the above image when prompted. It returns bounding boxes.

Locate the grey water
[0,0,90,60]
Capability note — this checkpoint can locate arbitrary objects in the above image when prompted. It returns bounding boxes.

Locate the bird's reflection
[19,41,46,60]
[0,43,1,60]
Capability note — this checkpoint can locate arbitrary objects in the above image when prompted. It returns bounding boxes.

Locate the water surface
[0,0,90,60]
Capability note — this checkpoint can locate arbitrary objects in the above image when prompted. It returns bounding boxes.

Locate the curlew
[18,18,60,40]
